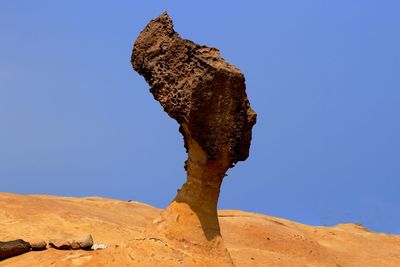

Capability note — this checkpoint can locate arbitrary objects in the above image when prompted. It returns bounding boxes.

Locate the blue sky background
[1,1,399,233]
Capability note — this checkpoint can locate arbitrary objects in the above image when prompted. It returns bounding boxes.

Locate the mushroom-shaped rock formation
[131,12,256,261]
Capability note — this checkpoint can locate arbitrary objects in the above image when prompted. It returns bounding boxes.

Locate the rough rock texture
[131,12,256,264]
[131,12,256,163]
[0,239,30,261]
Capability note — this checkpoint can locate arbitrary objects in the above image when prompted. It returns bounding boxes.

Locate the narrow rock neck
[174,159,228,238]
[170,133,231,240]
[175,165,224,211]
[151,134,234,264]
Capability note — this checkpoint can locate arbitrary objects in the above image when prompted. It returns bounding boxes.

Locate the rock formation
[49,239,71,250]
[29,240,47,251]
[131,12,256,263]
[76,234,94,250]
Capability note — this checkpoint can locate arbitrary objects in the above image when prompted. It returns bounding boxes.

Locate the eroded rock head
[131,12,256,164]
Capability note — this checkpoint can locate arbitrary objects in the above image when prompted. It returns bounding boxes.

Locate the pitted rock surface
[131,12,256,163]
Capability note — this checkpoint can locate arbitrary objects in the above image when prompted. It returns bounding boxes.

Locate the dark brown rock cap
[131,12,256,164]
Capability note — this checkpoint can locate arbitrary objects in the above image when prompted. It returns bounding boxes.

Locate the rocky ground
[0,193,399,266]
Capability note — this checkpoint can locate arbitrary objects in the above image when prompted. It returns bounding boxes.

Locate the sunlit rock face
[131,12,256,263]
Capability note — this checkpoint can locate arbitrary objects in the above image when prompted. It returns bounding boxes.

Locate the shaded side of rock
[49,239,71,250]
[0,239,30,261]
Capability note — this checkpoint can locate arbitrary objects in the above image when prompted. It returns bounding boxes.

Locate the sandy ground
[0,192,399,266]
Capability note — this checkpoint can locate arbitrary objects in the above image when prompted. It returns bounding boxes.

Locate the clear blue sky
[1,1,399,234]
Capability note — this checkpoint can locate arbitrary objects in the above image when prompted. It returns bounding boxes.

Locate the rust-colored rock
[76,234,94,250]
[131,12,256,263]
[29,240,47,251]
[49,239,71,250]
[70,240,80,250]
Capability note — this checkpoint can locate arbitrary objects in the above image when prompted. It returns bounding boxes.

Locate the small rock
[49,239,71,250]
[91,244,107,250]
[77,234,93,250]
[70,240,80,250]
[0,239,31,260]
[29,240,47,251]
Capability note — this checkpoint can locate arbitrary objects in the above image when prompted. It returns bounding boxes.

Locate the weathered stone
[49,239,71,250]
[76,234,93,250]
[0,239,30,260]
[70,240,80,250]
[132,13,256,163]
[29,240,47,251]
[131,12,256,260]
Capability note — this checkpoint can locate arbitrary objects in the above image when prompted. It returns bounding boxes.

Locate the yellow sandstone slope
[0,193,399,266]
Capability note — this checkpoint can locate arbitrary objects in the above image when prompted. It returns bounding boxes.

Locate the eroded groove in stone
[131,12,256,251]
